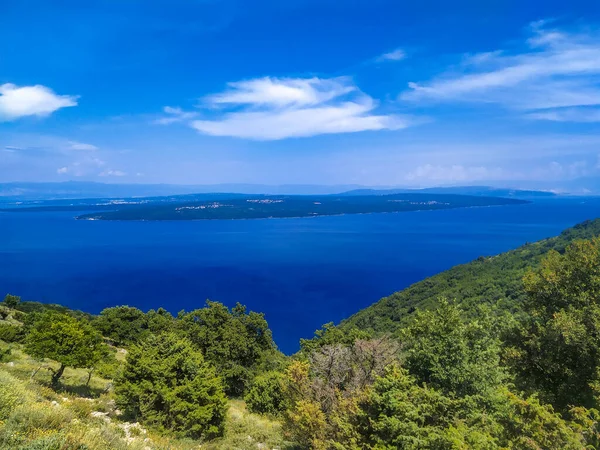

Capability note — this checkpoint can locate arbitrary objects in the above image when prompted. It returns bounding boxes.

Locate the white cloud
[401,22,600,120]
[527,107,600,122]
[376,48,406,62]
[404,160,593,184]
[56,167,69,174]
[187,77,412,140]
[68,141,98,151]
[405,164,505,183]
[0,83,78,121]
[154,106,198,124]
[99,169,126,177]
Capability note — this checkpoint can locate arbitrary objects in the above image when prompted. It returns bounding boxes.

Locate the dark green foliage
[146,307,175,334]
[343,218,600,335]
[93,306,150,346]
[0,323,26,343]
[178,301,276,396]
[509,238,600,411]
[0,347,11,363]
[74,193,526,221]
[3,294,20,308]
[245,371,288,415]
[115,332,227,439]
[0,305,9,320]
[402,300,506,397]
[25,311,106,385]
[15,300,89,316]
[357,366,588,450]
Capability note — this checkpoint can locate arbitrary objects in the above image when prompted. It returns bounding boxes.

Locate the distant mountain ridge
[340,186,557,198]
[0,181,562,202]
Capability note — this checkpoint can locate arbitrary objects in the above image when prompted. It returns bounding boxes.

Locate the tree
[115,332,227,439]
[3,294,20,309]
[93,306,149,346]
[401,299,506,397]
[357,366,588,450]
[25,311,106,385]
[510,238,600,410]
[178,301,275,395]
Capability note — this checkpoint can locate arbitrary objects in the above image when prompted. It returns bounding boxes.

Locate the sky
[2,0,600,189]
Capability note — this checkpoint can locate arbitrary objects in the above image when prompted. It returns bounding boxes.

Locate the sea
[2,197,600,354]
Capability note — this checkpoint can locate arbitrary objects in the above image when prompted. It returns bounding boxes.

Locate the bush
[3,294,20,309]
[115,332,228,439]
[245,371,288,416]
[0,346,11,363]
[0,305,10,320]
[0,323,26,343]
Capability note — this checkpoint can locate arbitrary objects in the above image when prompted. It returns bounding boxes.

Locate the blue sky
[2,0,600,189]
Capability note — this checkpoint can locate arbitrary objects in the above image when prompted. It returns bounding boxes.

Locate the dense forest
[1,218,600,449]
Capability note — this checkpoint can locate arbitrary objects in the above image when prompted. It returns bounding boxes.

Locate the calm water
[2,197,600,353]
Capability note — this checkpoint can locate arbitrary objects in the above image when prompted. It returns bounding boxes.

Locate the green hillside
[342,218,600,334]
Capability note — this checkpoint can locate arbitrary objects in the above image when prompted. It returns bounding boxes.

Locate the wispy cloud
[404,159,594,184]
[0,83,78,121]
[99,169,126,177]
[376,48,406,62]
[68,141,98,151]
[154,106,198,124]
[178,76,414,140]
[527,107,600,122]
[401,21,600,121]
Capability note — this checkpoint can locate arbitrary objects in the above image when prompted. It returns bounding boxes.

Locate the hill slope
[341,218,600,334]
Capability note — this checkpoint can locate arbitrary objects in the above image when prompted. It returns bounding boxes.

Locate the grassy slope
[0,311,292,450]
[342,218,600,335]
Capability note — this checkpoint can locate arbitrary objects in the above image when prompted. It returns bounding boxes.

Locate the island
[63,193,529,221]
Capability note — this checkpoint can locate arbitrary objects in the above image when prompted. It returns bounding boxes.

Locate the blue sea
[2,197,600,353]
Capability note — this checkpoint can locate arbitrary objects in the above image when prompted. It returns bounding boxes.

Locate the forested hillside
[2,218,600,449]
[342,218,600,334]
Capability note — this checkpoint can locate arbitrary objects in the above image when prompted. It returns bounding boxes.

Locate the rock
[90,411,111,422]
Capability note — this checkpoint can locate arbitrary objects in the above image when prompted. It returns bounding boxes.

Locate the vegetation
[2,217,600,449]
[115,332,227,439]
[343,218,600,334]
[25,311,106,385]
[68,193,527,221]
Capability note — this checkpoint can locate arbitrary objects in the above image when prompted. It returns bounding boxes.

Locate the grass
[0,338,292,450]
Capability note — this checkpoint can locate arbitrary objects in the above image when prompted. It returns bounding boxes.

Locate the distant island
[44,193,532,221]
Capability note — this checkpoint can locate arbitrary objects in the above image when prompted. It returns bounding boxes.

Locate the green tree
[25,311,106,385]
[93,306,149,346]
[3,294,20,309]
[511,238,600,410]
[357,366,588,450]
[179,301,275,395]
[402,299,506,397]
[115,332,227,439]
[245,371,288,415]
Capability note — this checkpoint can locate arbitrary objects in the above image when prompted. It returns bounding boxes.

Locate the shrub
[245,371,288,415]
[0,305,10,320]
[3,294,20,308]
[0,323,26,343]
[115,332,228,439]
